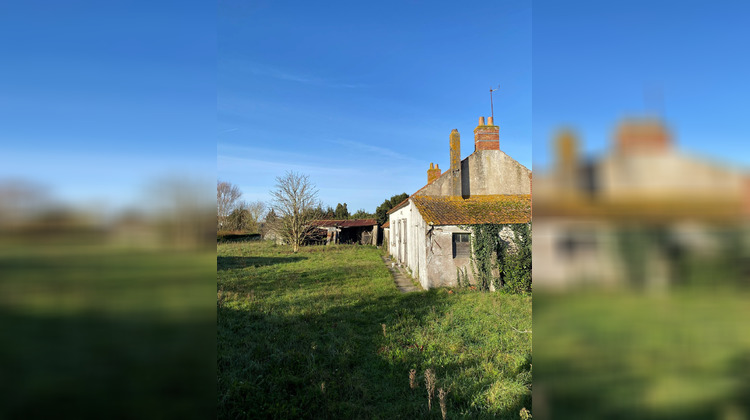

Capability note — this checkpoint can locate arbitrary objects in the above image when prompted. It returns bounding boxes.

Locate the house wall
[532,219,623,291]
[462,150,531,196]
[599,153,745,200]
[425,225,473,288]
[389,204,410,267]
[388,201,430,289]
[389,210,528,290]
[419,169,454,197]
[417,150,531,198]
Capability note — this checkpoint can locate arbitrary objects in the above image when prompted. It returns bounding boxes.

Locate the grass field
[217,241,532,419]
[534,291,750,420]
[0,244,216,419]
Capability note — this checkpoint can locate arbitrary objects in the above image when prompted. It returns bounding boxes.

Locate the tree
[245,200,266,228]
[334,203,349,219]
[227,204,253,232]
[269,171,320,253]
[260,208,278,237]
[217,181,242,230]
[225,200,266,233]
[375,192,408,225]
[265,208,278,225]
[351,208,374,219]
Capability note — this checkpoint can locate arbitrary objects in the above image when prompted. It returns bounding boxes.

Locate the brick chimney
[427,162,441,184]
[474,116,500,151]
[449,129,462,196]
[615,119,672,155]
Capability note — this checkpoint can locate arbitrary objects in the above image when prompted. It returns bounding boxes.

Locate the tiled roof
[312,219,377,228]
[411,195,531,225]
[382,220,390,228]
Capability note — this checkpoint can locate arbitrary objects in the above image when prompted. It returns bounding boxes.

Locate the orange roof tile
[412,194,531,225]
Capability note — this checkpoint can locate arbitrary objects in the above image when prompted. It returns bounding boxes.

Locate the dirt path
[381,255,421,293]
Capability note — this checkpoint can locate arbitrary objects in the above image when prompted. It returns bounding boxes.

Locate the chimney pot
[427,161,442,184]
[487,116,494,125]
[474,117,500,151]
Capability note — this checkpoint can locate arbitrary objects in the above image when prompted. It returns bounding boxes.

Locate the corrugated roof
[312,219,377,228]
[411,194,531,225]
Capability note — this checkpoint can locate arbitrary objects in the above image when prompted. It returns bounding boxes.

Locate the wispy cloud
[326,139,419,162]
[217,155,357,178]
[222,59,367,89]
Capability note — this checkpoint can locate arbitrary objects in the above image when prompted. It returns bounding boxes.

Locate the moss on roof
[412,194,531,225]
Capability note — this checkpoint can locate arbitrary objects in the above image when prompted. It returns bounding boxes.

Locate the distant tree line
[217,180,266,233]
[303,202,376,221]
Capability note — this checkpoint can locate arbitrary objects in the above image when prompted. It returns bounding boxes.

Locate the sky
[4,2,748,215]
[218,0,532,213]
[533,1,750,171]
[1,1,215,212]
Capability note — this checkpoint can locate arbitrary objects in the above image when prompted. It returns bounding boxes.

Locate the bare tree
[246,200,267,225]
[269,171,320,252]
[225,200,267,233]
[217,180,242,230]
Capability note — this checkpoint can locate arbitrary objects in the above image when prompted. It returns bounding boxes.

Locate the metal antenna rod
[490,88,494,121]
[490,85,500,121]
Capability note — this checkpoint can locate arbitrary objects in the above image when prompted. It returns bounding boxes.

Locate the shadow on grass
[217,255,307,271]
[217,233,261,243]
[218,290,530,419]
[0,310,215,419]
[533,292,750,420]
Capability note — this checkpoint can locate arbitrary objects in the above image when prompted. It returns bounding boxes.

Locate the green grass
[217,241,532,419]
[534,291,750,420]
[0,244,216,419]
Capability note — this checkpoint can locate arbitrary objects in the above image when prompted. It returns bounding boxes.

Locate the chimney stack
[449,129,462,196]
[474,116,500,151]
[615,119,672,155]
[427,162,442,184]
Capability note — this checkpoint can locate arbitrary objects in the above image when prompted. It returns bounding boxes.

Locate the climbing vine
[463,223,532,293]
[468,224,503,291]
[501,223,532,294]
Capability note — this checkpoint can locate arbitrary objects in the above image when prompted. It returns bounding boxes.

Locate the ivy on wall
[464,223,532,293]
[469,224,503,291]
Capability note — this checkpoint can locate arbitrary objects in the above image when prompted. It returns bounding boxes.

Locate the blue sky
[218,0,532,213]
[1,1,215,211]
[533,1,750,170]
[5,2,747,214]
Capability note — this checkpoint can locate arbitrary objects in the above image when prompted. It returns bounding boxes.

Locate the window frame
[452,232,471,259]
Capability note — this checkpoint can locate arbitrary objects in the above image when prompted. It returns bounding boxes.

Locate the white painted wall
[388,200,432,289]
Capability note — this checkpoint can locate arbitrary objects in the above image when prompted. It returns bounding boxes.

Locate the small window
[453,233,470,258]
[557,231,597,256]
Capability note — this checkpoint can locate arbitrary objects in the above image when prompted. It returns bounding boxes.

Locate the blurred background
[0,1,215,418]
[533,1,750,419]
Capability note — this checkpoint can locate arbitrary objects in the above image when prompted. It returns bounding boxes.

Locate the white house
[533,119,750,291]
[388,116,532,289]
